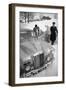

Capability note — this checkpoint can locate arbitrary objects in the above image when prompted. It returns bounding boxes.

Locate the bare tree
[24,12,27,23]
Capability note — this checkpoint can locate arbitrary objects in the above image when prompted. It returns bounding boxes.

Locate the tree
[20,12,35,23]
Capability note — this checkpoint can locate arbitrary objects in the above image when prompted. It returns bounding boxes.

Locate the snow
[20,20,58,77]
[20,19,58,32]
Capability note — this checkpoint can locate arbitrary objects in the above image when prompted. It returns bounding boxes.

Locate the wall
[0,0,66,90]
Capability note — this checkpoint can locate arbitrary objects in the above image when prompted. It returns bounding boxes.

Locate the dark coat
[33,26,39,36]
[50,26,58,41]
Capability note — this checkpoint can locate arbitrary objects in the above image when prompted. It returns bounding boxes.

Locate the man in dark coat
[33,24,39,39]
[50,22,58,45]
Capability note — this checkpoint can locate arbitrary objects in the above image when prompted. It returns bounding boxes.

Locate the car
[20,30,54,78]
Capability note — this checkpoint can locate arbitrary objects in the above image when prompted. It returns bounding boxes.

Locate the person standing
[50,22,58,45]
[33,24,39,39]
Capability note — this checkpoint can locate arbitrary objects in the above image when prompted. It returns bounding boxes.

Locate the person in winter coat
[33,24,40,39]
[50,22,58,45]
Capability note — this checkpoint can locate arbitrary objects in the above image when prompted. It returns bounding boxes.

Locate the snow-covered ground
[20,19,58,32]
[20,20,58,77]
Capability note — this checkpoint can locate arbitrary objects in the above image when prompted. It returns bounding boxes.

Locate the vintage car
[20,30,54,78]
